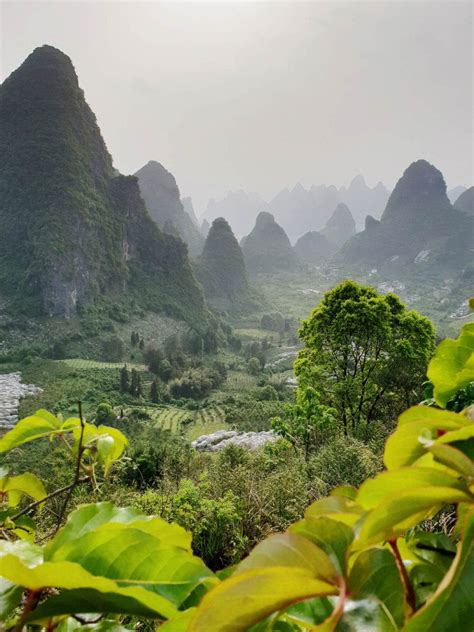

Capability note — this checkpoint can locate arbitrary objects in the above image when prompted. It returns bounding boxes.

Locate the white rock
[191,429,278,452]
[0,373,42,429]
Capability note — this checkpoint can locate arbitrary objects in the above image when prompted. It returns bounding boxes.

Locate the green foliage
[1,318,473,630]
[261,312,284,332]
[247,357,261,375]
[101,336,124,362]
[296,280,436,436]
[95,402,115,425]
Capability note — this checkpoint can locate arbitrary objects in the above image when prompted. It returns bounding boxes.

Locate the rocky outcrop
[242,212,299,274]
[191,429,277,451]
[321,203,356,248]
[182,196,199,226]
[294,231,335,265]
[135,161,204,256]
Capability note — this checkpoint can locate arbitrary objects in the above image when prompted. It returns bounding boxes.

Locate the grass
[224,371,258,393]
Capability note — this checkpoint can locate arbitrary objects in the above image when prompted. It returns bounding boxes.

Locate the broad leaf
[0,555,178,621]
[46,502,192,557]
[384,406,468,469]
[0,410,62,452]
[402,509,474,631]
[289,517,354,574]
[236,532,338,583]
[0,472,46,508]
[304,495,364,526]
[159,608,197,631]
[427,322,474,407]
[357,467,465,510]
[348,548,404,628]
[359,487,472,545]
[427,443,474,480]
[189,567,337,631]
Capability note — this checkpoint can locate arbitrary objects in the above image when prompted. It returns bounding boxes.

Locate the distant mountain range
[337,160,473,273]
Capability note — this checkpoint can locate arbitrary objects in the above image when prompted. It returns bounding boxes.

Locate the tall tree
[295,281,435,436]
[119,365,130,393]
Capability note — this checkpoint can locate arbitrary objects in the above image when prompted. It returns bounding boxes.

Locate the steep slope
[0,45,207,328]
[294,231,335,265]
[135,161,204,256]
[453,187,473,216]
[242,212,299,274]
[321,203,356,248]
[338,160,473,271]
[203,191,271,239]
[448,186,467,204]
[340,176,389,228]
[196,218,253,307]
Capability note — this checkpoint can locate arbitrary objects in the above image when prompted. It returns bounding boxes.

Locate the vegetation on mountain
[0,315,472,630]
[296,281,435,436]
[242,212,299,274]
[453,186,473,216]
[0,46,207,331]
[135,161,204,257]
[339,160,473,272]
[294,231,335,265]
[196,218,253,307]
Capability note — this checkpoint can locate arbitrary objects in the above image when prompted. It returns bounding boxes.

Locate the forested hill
[0,45,207,329]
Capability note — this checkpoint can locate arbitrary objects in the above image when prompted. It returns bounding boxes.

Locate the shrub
[101,335,124,362]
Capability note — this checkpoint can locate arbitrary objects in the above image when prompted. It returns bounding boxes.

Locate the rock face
[338,160,473,270]
[453,187,474,216]
[294,231,335,265]
[321,203,356,248]
[191,429,277,451]
[203,191,271,239]
[201,219,211,238]
[0,46,207,327]
[196,217,250,303]
[242,212,299,274]
[0,373,42,429]
[135,161,204,256]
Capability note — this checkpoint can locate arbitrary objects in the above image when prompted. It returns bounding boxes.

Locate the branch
[11,477,89,521]
[389,538,416,612]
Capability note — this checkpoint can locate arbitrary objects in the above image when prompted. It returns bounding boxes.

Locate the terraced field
[224,371,258,393]
[59,359,146,370]
[151,407,193,432]
[186,404,227,441]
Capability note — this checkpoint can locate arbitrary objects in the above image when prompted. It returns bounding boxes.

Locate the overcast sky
[1,1,472,213]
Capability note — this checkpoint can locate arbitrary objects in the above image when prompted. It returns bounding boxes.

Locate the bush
[247,357,261,375]
[261,312,284,332]
[95,401,115,424]
[308,436,382,489]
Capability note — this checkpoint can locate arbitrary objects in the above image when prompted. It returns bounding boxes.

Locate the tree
[247,357,261,375]
[295,281,435,436]
[101,335,124,362]
[119,364,130,393]
[150,377,161,403]
[203,327,218,354]
[130,368,139,396]
[272,386,336,458]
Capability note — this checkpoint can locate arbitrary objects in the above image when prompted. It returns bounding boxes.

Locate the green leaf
[0,555,178,621]
[384,406,468,469]
[46,502,192,557]
[357,467,465,510]
[73,424,128,474]
[189,567,337,632]
[348,548,404,628]
[159,608,197,631]
[0,472,46,508]
[289,517,354,575]
[330,485,357,500]
[402,509,474,631]
[427,322,474,407]
[359,487,472,546]
[427,443,474,480]
[236,533,339,583]
[304,495,364,526]
[283,597,333,627]
[0,540,42,620]
[0,410,62,452]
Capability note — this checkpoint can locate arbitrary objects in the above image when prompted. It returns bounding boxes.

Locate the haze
[1,0,472,212]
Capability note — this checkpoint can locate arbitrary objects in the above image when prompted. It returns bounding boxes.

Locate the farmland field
[59,358,146,370]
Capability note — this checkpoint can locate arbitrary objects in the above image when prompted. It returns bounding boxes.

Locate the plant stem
[14,589,41,632]
[11,477,89,521]
[389,538,416,612]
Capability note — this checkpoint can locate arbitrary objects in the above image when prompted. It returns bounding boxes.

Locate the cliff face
[242,212,299,274]
[338,160,473,270]
[197,217,250,303]
[135,161,204,257]
[0,45,207,327]
[453,187,474,216]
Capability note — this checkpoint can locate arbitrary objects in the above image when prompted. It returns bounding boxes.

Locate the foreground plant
[0,321,473,630]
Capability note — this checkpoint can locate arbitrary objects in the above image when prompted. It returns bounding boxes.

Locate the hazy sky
[1,1,472,213]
